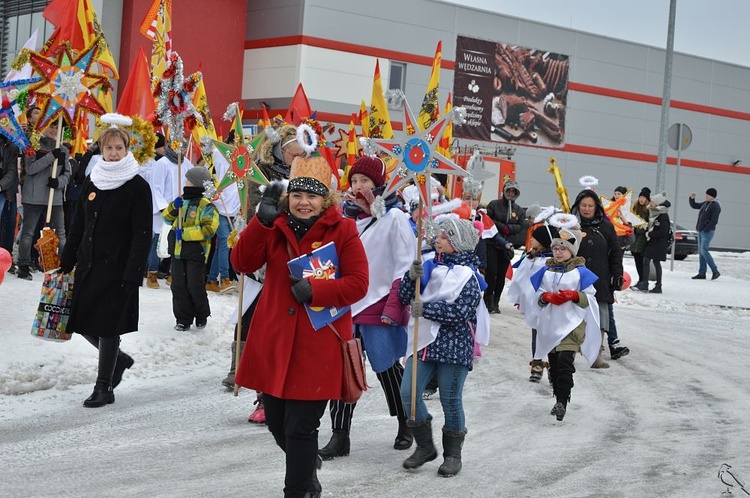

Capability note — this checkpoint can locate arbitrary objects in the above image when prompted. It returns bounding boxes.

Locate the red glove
[541,292,565,306]
[558,290,580,303]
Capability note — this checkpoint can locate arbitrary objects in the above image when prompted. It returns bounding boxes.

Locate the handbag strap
[326,323,346,343]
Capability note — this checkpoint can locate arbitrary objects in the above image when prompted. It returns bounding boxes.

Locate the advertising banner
[452,35,569,148]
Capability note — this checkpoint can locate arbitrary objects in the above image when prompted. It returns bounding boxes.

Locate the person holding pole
[689,188,722,280]
[318,155,416,460]
[398,218,484,477]
[17,119,70,280]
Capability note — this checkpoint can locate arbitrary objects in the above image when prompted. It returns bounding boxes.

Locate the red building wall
[118,0,247,137]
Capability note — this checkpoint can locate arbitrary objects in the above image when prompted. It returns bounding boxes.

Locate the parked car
[670,224,699,260]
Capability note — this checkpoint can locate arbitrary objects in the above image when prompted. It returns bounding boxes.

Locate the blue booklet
[287,241,350,330]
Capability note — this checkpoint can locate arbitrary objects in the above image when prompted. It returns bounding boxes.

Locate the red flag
[42,0,78,49]
[117,47,156,121]
[284,83,312,125]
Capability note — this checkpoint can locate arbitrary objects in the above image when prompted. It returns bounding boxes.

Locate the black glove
[121,281,139,294]
[610,274,624,292]
[47,177,59,189]
[51,148,66,163]
[289,275,313,304]
[504,242,515,260]
[410,299,424,318]
[408,260,424,281]
[57,264,74,274]
[256,182,285,227]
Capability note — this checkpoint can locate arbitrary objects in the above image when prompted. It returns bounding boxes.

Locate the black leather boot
[402,417,437,469]
[318,429,350,460]
[112,352,134,388]
[394,417,414,450]
[438,428,467,477]
[83,384,115,407]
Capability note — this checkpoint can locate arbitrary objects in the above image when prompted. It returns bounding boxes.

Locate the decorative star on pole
[153,51,203,150]
[0,77,41,154]
[212,133,269,209]
[26,39,109,132]
[366,94,470,216]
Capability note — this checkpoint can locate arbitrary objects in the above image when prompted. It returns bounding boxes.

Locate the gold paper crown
[288,155,331,194]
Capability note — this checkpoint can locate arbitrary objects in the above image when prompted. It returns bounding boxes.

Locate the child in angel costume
[530,213,601,421]
[398,218,488,477]
[506,206,559,382]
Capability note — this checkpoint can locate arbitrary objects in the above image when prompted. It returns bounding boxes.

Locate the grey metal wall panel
[246,0,304,40]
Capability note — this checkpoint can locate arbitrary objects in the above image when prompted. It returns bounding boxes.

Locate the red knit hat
[348,156,387,187]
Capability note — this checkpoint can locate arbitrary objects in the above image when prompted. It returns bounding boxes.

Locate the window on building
[1,1,52,77]
[387,61,406,109]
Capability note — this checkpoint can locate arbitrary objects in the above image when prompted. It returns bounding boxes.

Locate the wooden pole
[410,196,424,420]
[45,115,64,224]
[233,272,245,396]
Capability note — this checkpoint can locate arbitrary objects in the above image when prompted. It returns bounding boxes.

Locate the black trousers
[548,350,576,405]
[632,252,645,283]
[263,394,327,498]
[170,258,210,326]
[485,244,511,304]
[327,360,407,432]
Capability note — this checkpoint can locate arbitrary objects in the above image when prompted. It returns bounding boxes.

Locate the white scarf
[90,152,140,191]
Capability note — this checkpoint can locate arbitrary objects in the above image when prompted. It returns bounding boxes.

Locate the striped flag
[368,60,393,140]
[140,0,172,82]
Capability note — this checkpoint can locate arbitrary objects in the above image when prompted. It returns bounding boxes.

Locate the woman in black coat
[636,191,670,294]
[60,125,152,407]
[571,189,624,368]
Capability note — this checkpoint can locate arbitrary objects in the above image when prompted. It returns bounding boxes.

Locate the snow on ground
[1,252,750,497]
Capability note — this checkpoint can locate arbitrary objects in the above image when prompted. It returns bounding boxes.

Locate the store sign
[452,35,569,148]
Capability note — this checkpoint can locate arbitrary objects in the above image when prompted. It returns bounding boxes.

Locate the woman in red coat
[231,151,368,498]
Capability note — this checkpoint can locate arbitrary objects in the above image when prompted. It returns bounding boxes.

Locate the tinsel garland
[129,116,157,164]
[10,49,30,71]
[223,102,239,122]
[153,52,204,151]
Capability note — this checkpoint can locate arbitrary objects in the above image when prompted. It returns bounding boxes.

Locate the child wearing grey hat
[397,218,487,477]
[530,213,601,421]
[162,166,219,331]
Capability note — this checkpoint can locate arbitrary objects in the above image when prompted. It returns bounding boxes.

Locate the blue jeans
[401,356,469,432]
[208,216,231,281]
[147,233,160,271]
[697,230,718,275]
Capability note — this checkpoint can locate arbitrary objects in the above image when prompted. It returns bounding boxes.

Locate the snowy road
[1,252,749,497]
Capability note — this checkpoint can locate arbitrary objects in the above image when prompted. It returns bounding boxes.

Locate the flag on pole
[42,0,119,79]
[284,83,312,125]
[367,60,393,140]
[358,99,369,137]
[140,0,173,82]
[4,30,38,82]
[191,72,218,168]
[437,94,454,196]
[417,41,441,132]
[117,46,156,121]
[338,119,358,190]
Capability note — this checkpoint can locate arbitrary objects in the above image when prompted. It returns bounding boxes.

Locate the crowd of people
[1,106,725,497]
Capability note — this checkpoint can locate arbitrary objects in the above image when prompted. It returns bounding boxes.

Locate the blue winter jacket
[398,251,482,369]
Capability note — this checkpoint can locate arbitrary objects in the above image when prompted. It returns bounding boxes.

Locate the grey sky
[445,0,750,68]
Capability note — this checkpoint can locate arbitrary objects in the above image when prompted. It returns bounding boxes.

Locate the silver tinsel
[423,217,441,245]
[359,137,377,157]
[200,135,215,157]
[223,102,239,122]
[232,215,247,233]
[265,125,281,144]
[370,195,386,219]
[155,53,204,151]
[202,179,217,199]
[451,106,468,125]
[384,89,406,109]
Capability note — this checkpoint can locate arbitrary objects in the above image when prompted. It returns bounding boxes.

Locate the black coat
[643,211,670,261]
[572,191,623,304]
[0,137,19,194]
[61,176,152,336]
[486,198,528,247]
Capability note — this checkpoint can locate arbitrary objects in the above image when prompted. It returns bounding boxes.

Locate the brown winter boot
[219,278,236,293]
[590,332,610,369]
[146,271,160,289]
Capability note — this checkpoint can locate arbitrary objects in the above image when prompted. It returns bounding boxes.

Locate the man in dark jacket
[688,188,721,280]
[18,122,71,280]
[484,180,528,313]
[571,189,625,368]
